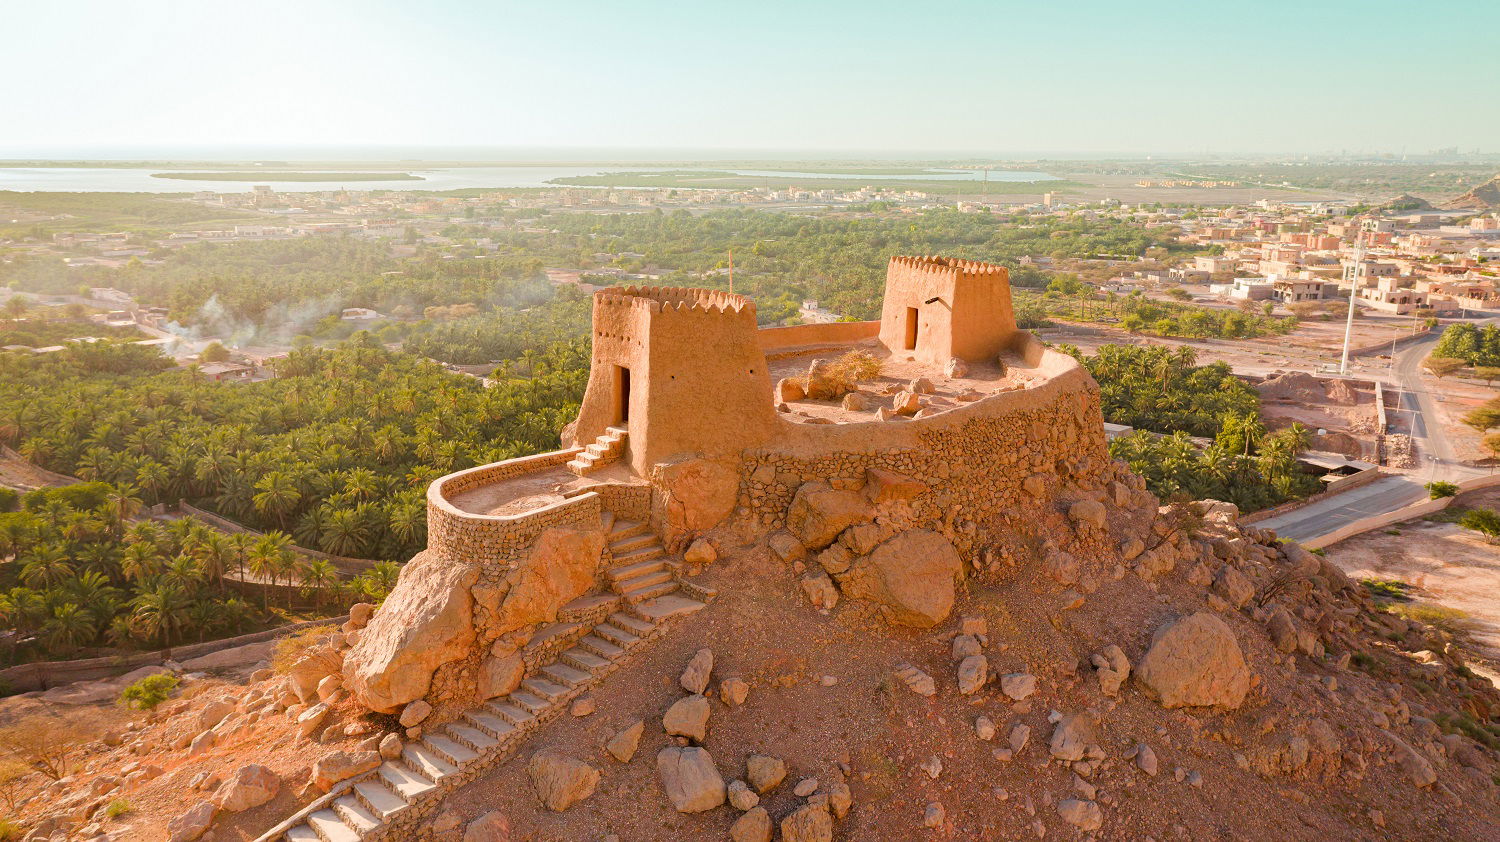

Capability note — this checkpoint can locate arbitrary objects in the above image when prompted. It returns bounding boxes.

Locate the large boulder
[478,652,525,700]
[287,644,344,705]
[787,482,871,550]
[166,801,217,842]
[656,456,740,544]
[657,746,726,812]
[210,764,279,812]
[838,530,963,628]
[781,800,834,842]
[528,751,600,811]
[342,550,479,712]
[312,750,380,791]
[486,527,604,637]
[1135,612,1251,709]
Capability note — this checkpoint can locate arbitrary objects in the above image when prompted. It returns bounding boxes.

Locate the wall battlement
[890,254,1008,279]
[594,285,757,318]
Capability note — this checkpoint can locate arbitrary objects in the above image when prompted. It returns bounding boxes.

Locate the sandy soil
[1324,487,1500,669]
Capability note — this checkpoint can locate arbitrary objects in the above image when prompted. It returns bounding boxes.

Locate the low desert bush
[104,798,132,819]
[119,673,180,710]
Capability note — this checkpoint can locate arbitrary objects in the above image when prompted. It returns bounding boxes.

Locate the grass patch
[271,624,337,674]
[1350,652,1379,672]
[0,818,19,841]
[1361,578,1416,602]
[104,798,132,819]
[1434,712,1500,749]
[1387,601,1469,633]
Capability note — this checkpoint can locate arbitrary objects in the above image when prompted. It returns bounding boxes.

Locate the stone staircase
[566,426,627,477]
[265,512,709,842]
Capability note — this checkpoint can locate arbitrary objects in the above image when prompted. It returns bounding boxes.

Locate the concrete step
[609,519,650,540]
[542,662,592,687]
[586,442,617,457]
[446,722,500,753]
[617,568,672,591]
[562,647,610,671]
[592,623,641,649]
[632,594,708,623]
[353,779,410,820]
[608,557,666,582]
[623,581,678,604]
[509,690,551,714]
[285,826,322,842]
[521,678,570,701]
[609,612,655,636]
[464,709,517,740]
[305,809,360,842]
[604,425,629,437]
[613,545,665,564]
[559,594,620,622]
[609,533,659,554]
[333,795,383,834]
[378,761,437,800]
[578,634,625,659]
[423,734,478,767]
[401,743,459,782]
[524,622,581,654]
[488,700,535,726]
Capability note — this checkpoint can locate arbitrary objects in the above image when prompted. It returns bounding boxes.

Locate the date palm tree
[130,582,192,646]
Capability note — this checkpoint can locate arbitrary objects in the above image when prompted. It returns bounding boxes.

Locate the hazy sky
[5,0,1497,158]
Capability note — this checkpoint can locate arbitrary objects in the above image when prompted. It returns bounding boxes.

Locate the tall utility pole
[1338,228,1367,375]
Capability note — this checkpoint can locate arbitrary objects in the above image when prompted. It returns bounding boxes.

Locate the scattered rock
[379,733,403,760]
[1049,714,1094,762]
[166,800,216,842]
[781,800,834,842]
[894,662,937,697]
[606,720,644,763]
[663,694,711,742]
[295,704,329,739]
[768,532,806,564]
[800,570,840,611]
[827,779,853,818]
[1135,743,1158,776]
[842,391,871,411]
[680,649,715,694]
[787,482,871,550]
[727,779,759,810]
[945,358,969,378]
[1001,673,1037,701]
[975,716,997,741]
[1135,612,1251,709]
[777,377,806,403]
[924,802,945,828]
[1057,798,1103,831]
[528,750,600,811]
[1069,499,1106,529]
[400,699,432,728]
[721,677,750,706]
[794,777,820,796]
[312,750,380,791]
[211,764,279,812]
[463,811,512,842]
[839,530,963,627]
[746,754,787,793]
[657,746,726,812]
[684,539,717,565]
[1090,645,1130,697]
[570,695,596,717]
[1009,723,1032,754]
[731,806,773,842]
[957,655,988,695]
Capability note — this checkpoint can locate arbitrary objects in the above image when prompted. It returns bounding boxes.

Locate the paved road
[1259,322,1494,541]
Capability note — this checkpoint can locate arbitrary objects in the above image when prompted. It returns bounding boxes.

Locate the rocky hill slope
[1443,175,1500,210]
[8,463,1500,841]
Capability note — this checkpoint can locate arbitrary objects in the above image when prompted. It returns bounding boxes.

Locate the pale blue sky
[4,0,1497,157]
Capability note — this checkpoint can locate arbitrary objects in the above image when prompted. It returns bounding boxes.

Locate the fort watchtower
[878,255,1017,366]
[570,286,779,474]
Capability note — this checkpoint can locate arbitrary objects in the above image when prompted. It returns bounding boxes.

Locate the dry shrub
[272,624,338,674]
[808,350,884,398]
[0,711,100,780]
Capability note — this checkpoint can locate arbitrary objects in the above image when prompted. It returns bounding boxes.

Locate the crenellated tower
[878,255,1017,366]
[571,286,779,473]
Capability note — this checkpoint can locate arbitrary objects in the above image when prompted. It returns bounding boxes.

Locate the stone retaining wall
[426,448,599,567]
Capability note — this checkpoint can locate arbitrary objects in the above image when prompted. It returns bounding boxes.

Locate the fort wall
[756,320,881,354]
[878,255,1017,365]
[426,448,602,567]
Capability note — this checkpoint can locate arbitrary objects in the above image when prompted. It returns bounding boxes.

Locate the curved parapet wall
[742,340,1110,536]
[426,449,603,568]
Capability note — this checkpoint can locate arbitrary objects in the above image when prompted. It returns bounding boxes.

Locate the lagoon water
[0,166,1059,193]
